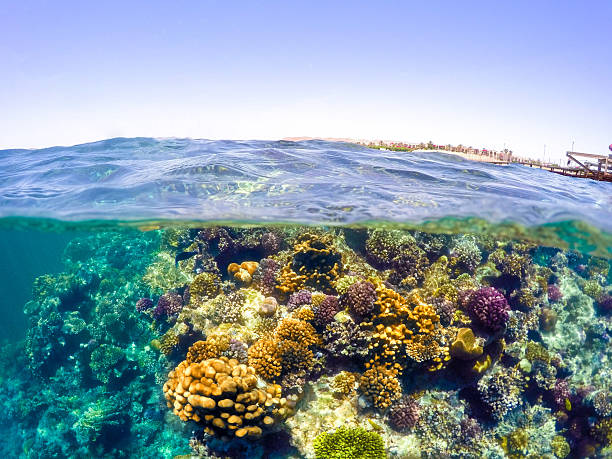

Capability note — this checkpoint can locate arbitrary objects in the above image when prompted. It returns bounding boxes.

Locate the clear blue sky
[1,1,611,162]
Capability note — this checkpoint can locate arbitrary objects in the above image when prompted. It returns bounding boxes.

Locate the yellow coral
[156,330,179,356]
[163,357,294,438]
[186,333,231,364]
[450,328,483,360]
[247,339,282,381]
[365,280,450,372]
[189,272,220,303]
[274,317,319,347]
[359,364,401,410]
[291,305,315,322]
[331,371,357,397]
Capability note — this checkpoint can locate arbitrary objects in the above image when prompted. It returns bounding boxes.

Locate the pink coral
[467,287,510,332]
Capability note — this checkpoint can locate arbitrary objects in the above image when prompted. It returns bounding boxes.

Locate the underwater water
[0,139,611,459]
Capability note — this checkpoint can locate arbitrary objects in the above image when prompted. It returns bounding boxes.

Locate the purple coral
[287,289,312,311]
[153,292,183,319]
[135,297,154,312]
[343,281,377,320]
[596,295,612,314]
[429,297,455,326]
[252,258,280,296]
[547,284,563,303]
[553,378,571,409]
[467,287,510,332]
[313,295,340,328]
[388,397,420,431]
[460,417,482,440]
[261,232,282,255]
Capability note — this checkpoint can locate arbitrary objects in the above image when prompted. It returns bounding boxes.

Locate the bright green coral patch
[313,426,386,459]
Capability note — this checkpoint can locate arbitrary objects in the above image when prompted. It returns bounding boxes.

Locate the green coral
[89,344,126,384]
[313,426,386,459]
[142,251,193,293]
[551,435,570,458]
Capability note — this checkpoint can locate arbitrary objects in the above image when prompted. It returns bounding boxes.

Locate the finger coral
[359,363,402,410]
[365,281,450,371]
[163,356,293,438]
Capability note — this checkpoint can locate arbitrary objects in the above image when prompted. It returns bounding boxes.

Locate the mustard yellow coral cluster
[364,280,450,372]
[359,364,402,410]
[163,356,293,438]
[277,232,342,295]
[248,315,319,383]
[186,333,231,364]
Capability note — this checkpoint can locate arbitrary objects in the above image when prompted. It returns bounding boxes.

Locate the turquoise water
[0,138,611,458]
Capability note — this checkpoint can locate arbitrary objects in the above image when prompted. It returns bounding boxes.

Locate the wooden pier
[492,151,612,183]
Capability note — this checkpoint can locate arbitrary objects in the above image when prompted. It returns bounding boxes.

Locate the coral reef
[2,224,611,458]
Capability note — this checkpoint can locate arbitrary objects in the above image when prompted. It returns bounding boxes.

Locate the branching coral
[364,281,450,372]
[388,396,420,431]
[477,366,526,420]
[313,426,385,459]
[330,371,357,398]
[365,229,428,288]
[312,295,340,329]
[465,287,510,332]
[189,272,221,304]
[286,290,312,311]
[252,258,280,296]
[359,363,402,410]
[343,280,377,321]
[277,232,342,295]
[153,292,183,319]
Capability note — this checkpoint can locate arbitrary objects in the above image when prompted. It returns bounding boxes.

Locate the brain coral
[466,287,510,332]
[163,357,293,439]
[313,426,385,459]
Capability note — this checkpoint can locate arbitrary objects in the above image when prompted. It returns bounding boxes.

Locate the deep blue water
[0,137,610,230]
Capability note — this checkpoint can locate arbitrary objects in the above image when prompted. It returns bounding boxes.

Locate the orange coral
[248,315,320,382]
[359,363,402,410]
[228,261,260,284]
[186,333,231,364]
[365,280,450,372]
[275,317,319,347]
[247,339,282,381]
[163,357,294,438]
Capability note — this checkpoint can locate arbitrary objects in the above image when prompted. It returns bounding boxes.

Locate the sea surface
[0,138,611,458]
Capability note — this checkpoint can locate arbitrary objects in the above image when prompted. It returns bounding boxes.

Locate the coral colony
[3,226,612,458]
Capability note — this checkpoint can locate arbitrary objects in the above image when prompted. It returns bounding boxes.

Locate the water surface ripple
[0,138,610,231]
